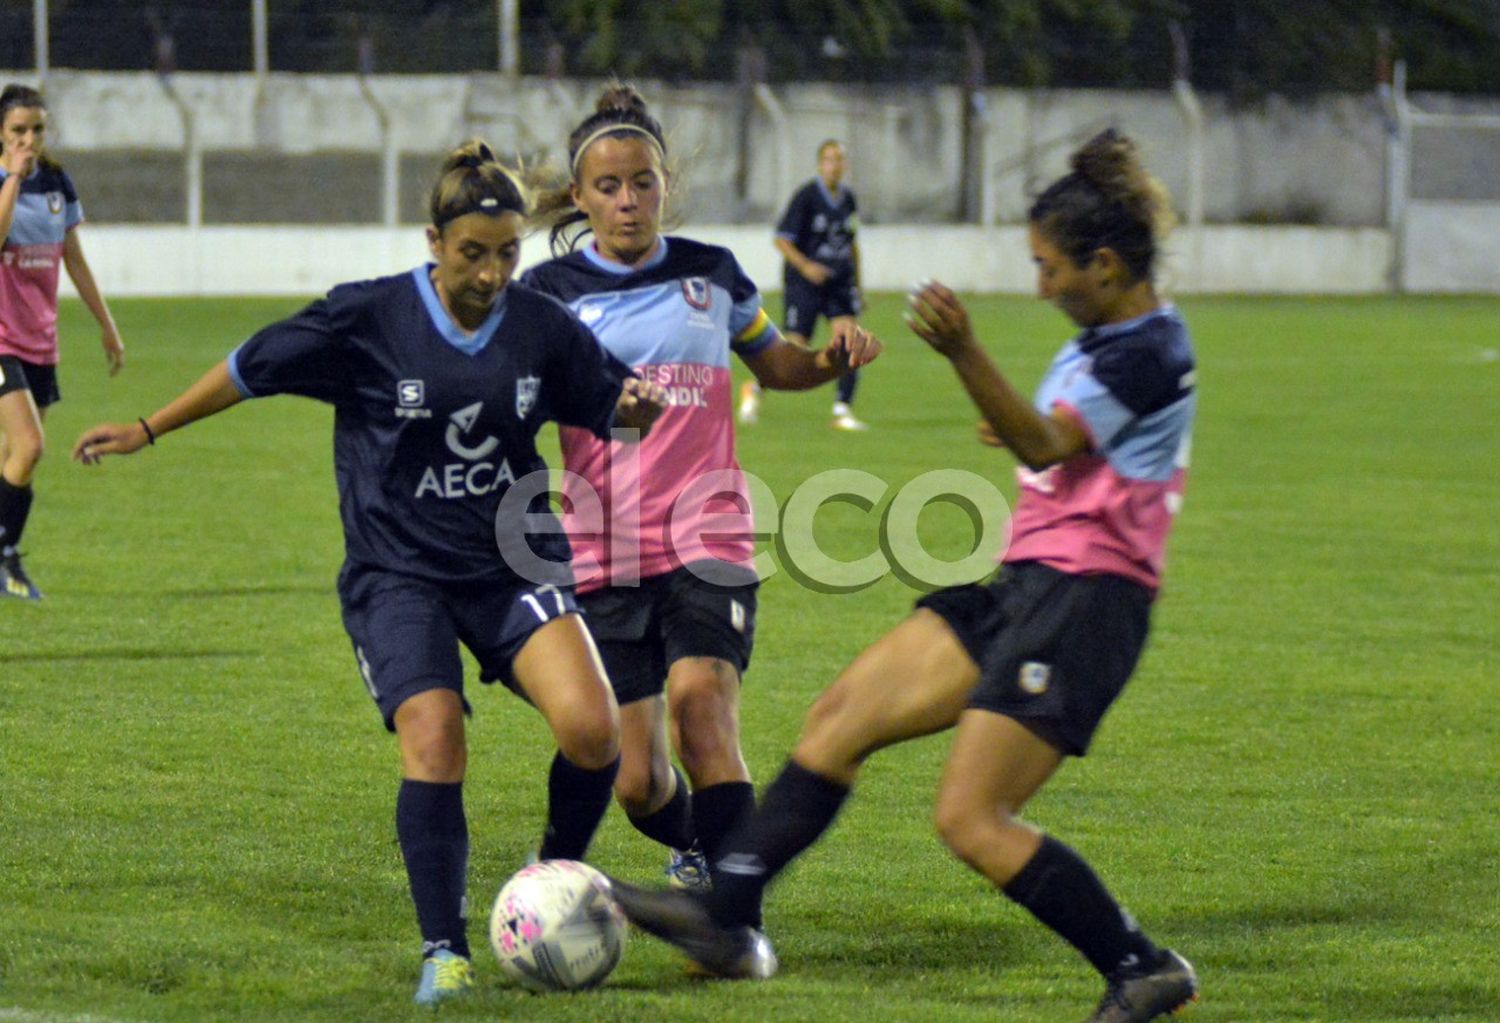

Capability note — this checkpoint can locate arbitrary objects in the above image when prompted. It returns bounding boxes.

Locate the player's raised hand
[825,321,883,370]
[72,420,152,464]
[1,139,37,178]
[101,324,125,376]
[614,376,669,435]
[906,279,978,359]
[976,419,1009,449]
[799,260,833,286]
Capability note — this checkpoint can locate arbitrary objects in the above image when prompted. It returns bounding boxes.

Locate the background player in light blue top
[0,83,125,599]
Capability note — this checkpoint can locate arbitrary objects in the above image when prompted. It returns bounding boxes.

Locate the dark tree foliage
[15,0,1500,95]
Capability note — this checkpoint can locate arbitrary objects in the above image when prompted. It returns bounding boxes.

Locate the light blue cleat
[413,949,475,1007]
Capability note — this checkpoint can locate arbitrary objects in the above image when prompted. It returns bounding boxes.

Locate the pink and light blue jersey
[521,238,777,590]
[1004,305,1196,592]
[0,164,82,365]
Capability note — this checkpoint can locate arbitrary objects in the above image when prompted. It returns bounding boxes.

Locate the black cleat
[1086,950,1198,1022]
[1,551,42,600]
[606,877,777,979]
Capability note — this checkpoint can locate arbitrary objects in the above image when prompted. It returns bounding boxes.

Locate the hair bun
[596,85,648,118]
[1070,129,1137,203]
[461,142,496,170]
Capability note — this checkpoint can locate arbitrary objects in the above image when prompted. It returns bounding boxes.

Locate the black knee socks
[836,367,860,406]
[395,779,470,960]
[1001,834,1162,978]
[0,477,34,555]
[708,760,849,930]
[538,751,620,861]
[692,779,755,865]
[626,765,696,850]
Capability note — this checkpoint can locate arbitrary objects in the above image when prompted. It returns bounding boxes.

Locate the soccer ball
[488,859,627,992]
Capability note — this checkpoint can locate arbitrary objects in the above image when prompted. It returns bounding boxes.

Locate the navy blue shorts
[0,356,61,408]
[782,274,860,339]
[580,565,758,705]
[916,562,1153,756]
[338,563,581,730]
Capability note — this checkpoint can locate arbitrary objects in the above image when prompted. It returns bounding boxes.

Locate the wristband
[138,417,156,445]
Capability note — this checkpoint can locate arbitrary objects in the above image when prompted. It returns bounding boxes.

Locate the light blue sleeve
[1051,370,1134,449]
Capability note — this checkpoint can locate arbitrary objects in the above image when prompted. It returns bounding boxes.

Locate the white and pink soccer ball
[489,859,627,992]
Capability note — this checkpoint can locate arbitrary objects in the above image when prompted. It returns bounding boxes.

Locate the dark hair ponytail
[1028,129,1175,281]
[428,137,529,231]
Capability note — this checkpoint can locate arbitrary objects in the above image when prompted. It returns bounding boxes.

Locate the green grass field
[3,291,1498,1022]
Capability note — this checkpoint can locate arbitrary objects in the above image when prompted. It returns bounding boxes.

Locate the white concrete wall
[60,224,1395,298]
[1403,203,1500,293]
[3,71,1409,226]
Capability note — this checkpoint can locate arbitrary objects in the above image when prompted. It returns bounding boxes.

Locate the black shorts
[0,356,60,408]
[916,561,1153,756]
[782,274,861,339]
[580,564,759,705]
[338,563,581,730]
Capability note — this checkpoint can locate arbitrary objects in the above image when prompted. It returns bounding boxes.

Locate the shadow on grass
[48,582,333,600]
[2,647,256,663]
[615,915,1042,989]
[159,582,333,599]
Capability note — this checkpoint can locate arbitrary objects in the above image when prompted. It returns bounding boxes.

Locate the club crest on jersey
[46,192,64,215]
[681,277,712,311]
[515,375,540,419]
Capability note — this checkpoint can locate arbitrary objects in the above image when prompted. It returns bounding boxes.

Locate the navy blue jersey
[227,267,630,584]
[775,179,858,287]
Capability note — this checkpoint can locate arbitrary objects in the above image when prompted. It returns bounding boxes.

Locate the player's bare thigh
[793,608,979,785]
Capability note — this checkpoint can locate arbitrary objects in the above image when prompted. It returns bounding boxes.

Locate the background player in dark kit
[739,139,866,430]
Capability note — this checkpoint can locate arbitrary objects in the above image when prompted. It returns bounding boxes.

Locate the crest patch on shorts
[1018,661,1051,695]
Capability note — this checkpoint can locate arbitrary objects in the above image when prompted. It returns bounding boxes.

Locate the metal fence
[0,4,1336,89]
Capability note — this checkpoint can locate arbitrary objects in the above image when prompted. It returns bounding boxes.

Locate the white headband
[571,124,664,178]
